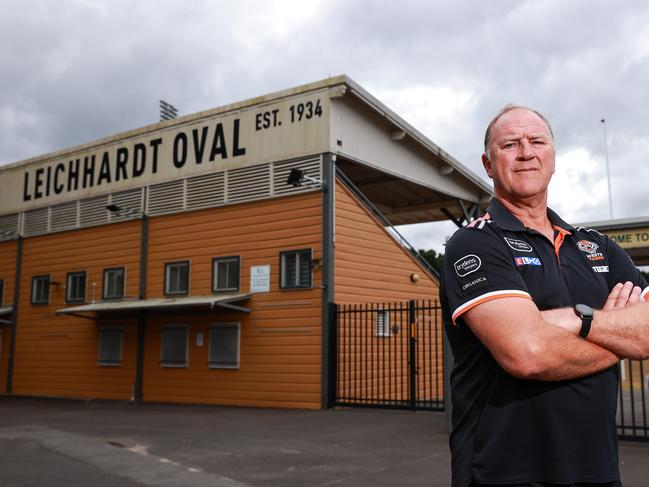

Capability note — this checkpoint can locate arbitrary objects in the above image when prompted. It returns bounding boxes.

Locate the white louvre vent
[80,195,110,228]
[109,188,144,222]
[376,310,391,337]
[227,165,271,203]
[273,157,322,196]
[148,179,185,216]
[50,201,79,232]
[186,172,225,211]
[23,207,50,236]
[0,213,20,241]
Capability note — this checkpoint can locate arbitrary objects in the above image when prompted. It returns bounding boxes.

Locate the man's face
[482,108,556,202]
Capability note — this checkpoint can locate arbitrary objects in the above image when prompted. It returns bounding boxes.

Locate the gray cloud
[1,0,648,249]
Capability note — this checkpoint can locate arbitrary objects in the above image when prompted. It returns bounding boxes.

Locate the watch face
[575,304,594,317]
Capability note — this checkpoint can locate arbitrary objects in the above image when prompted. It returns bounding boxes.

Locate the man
[440,104,649,487]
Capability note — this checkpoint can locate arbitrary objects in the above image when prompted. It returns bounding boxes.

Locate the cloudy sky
[2,0,648,252]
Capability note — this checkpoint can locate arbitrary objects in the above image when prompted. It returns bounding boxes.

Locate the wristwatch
[574,304,594,339]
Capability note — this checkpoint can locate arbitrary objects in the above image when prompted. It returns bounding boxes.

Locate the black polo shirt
[440,198,649,487]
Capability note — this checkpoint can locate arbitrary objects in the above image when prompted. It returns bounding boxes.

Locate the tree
[417,248,444,274]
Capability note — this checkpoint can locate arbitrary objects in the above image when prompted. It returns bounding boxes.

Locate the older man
[440,105,649,487]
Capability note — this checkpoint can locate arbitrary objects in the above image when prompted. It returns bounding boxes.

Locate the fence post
[409,300,417,409]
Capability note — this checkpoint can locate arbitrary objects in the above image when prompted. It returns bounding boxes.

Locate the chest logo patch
[577,240,599,254]
[515,256,542,267]
[592,265,609,273]
[504,237,533,252]
[454,254,482,277]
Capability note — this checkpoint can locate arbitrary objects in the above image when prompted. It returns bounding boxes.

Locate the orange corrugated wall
[12,221,141,400]
[142,192,323,409]
[0,240,18,393]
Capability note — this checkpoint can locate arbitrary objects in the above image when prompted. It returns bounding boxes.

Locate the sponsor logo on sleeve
[454,254,482,277]
[504,237,534,252]
[460,275,489,295]
[592,266,609,273]
[514,256,542,267]
[577,240,599,254]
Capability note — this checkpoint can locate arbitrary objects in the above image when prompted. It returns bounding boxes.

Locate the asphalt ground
[0,397,647,487]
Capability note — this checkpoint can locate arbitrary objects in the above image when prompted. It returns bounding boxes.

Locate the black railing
[333,300,444,411]
[618,359,649,441]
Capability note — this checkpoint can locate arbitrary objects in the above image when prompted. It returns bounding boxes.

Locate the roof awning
[0,306,13,324]
[56,293,251,318]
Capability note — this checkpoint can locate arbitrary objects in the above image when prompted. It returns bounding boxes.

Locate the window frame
[212,256,241,293]
[208,322,241,369]
[160,325,189,368]
[65,271,87,304]
[98,327,124,366]
[0,278,4,306]
[31,275,51,305]
[164,260,191,296]
[279,248,313,289]
[103,267,126,300]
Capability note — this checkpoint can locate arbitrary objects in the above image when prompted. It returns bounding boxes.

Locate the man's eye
[532,140,546,145]
[502,142,517,150]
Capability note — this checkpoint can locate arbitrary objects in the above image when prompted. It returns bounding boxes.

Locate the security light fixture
[286,168,324,188]
[105,204,144,219]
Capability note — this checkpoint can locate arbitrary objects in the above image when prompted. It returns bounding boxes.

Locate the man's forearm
[542,301,649,360]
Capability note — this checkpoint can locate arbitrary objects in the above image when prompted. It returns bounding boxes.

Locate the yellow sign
[605,227,649,249]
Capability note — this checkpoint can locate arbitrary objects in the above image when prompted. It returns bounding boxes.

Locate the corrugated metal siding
[12,222,141,400]
[144,192,323,408]
[0,240,18,392]
[334,180,439,303]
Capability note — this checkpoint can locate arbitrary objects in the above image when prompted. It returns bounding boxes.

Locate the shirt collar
[486,198,575,234]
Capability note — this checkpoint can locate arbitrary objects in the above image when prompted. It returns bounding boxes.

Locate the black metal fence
[330,299,649,442]
[332,300,444,411]
[618,359,649,441]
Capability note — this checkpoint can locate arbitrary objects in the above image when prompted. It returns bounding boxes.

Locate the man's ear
[482,153,493,179]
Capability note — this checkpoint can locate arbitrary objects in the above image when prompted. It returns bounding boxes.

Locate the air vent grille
[80,195,110,227]
[109,189,144,222]
[228,165,271,203]
[50,201,79,232]
[0,213,20,241]
[186,172,225,210]
[273,157,322,196]
[23,208,50,237]
[148,180,185,216]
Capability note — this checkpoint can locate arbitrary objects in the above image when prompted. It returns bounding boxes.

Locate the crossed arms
[463,281,649,381]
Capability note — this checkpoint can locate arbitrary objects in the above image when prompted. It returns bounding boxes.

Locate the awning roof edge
[56,293,252,316]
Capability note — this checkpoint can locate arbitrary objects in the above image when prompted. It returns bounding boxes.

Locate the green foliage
[417,248,445,273]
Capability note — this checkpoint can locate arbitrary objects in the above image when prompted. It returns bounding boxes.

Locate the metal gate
[331,300,444,411]
[618,359,649,441]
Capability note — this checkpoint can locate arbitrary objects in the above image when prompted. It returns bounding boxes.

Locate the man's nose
[517,139,535,159]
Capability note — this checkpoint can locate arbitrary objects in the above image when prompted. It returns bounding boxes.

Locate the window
[280,249,312,289]
[161,326,188,367]
[66,271,87,303]
[0,279,4,306]
[209,323,240,369]
[103,267,125,299]
[31,275,50,304]
[98,328,123,366]
[212,257,240,292]
[164,261,190,296]
[376,309,391,337]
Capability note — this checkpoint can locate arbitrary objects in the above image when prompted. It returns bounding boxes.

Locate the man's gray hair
[483,104,554,159]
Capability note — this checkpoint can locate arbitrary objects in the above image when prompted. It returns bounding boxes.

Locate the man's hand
[602,281,643,310]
